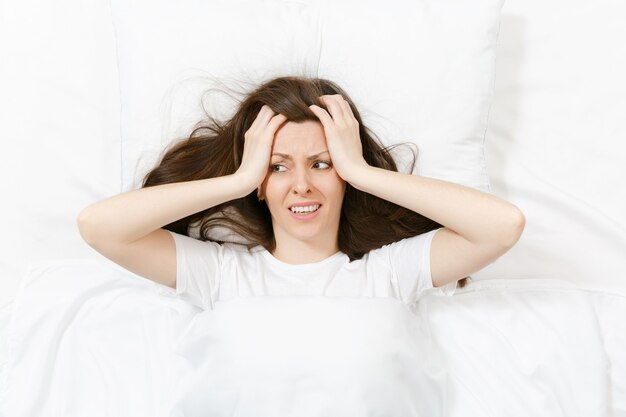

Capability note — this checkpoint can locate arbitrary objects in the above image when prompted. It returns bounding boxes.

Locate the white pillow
[111,0,503,192]
[0,0,121,310]
[474,0,626,290]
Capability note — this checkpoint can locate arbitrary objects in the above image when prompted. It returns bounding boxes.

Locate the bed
[0,0,624,416]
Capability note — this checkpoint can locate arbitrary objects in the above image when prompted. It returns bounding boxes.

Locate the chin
[290,230,322,242]
[285,225,328,242]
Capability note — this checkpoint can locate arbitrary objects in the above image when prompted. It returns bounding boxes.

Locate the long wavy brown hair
[143,75,468,289]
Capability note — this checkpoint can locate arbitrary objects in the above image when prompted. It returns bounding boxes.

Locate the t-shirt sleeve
[167,230,224,310]
[377,228,456,303]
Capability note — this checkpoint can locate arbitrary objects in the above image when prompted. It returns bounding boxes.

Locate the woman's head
[261,119,346,253]
[227,77,359,252]
[142,75,469,287]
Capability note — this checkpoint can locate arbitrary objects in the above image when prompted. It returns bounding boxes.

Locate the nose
[292,166,311,195]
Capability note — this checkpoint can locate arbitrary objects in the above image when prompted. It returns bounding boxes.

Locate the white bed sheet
[0,260,619,416]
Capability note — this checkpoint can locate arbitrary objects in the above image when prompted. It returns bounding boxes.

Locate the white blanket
[0,260,618,417]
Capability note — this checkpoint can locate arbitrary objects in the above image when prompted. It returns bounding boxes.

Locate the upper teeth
[290,205,320,213]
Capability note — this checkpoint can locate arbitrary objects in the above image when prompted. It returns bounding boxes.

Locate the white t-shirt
[167,228,456,310]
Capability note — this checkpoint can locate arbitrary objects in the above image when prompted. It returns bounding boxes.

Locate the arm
[77,174,249,245]
[348,167,524,248]
[76,174,253,289]
[348,167,525,286]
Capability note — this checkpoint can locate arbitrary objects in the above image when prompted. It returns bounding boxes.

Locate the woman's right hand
[235,105,288,192]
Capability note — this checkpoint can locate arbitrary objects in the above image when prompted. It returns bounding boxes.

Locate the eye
[270,164,287,173]
[313,160,332,169]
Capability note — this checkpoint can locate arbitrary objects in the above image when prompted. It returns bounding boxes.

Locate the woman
[77,76,525,309]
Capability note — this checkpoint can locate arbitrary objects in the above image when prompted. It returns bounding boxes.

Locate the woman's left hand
[309,95,370,183]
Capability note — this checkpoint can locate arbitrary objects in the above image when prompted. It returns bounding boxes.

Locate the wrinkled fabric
[0,260,615,417]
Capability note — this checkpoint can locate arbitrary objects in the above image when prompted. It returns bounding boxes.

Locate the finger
[249,105,274,132]
[255,114,287,148]
[320,95,347,121]
[247,105,266,132]
[267,113,288,131]
[259,105,276,126]
[337,99,357,122]
[309,104,334,126]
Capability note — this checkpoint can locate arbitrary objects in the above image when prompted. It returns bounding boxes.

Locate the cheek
[331,173,346,193]
[323,178,346,202]
[263,176,287,203]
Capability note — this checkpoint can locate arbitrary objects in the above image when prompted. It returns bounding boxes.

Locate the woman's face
[259,120,346,249]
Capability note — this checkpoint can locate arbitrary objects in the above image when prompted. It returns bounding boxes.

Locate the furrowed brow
[271,151,329,161]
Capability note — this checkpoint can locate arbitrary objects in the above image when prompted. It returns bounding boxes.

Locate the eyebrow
[271,150,329,161]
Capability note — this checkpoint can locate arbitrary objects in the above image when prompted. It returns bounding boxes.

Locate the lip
[287,203,322,221]
[288,201,322,208]
[288,206,321,221]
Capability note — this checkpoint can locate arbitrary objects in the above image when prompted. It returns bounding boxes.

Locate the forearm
[77,174,251,244]
[349,166,525,246]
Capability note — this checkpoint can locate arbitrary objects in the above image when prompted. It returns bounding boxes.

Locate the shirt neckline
[258,247,347,272]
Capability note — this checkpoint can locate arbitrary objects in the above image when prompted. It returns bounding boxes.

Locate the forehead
[272,121,327,154]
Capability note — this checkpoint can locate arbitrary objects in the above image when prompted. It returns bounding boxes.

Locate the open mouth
[288,204,321,214]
